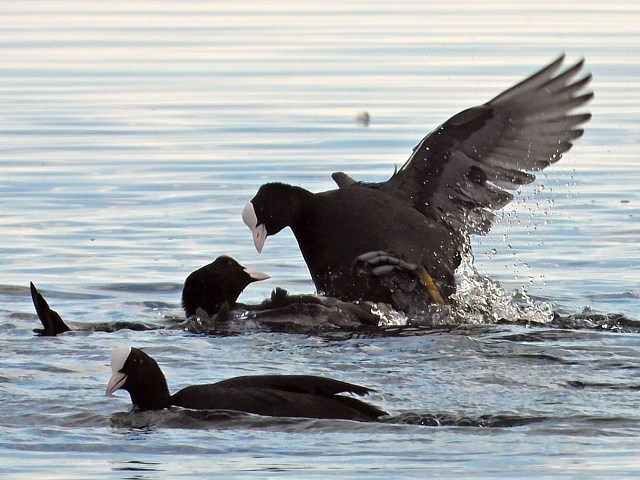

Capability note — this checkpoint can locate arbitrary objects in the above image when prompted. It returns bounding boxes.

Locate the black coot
[30,255,379,336]
[106,346,387,421]
[243,56,592,312]
[181,254,270,318]
[183,257,384,331]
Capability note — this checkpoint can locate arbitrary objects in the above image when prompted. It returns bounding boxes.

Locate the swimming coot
[243,56,592,313]
[107,346,387,421]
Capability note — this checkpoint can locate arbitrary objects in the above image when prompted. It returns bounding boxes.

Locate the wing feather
[334,56,592,235]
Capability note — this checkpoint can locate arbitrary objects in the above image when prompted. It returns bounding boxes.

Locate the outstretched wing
[333,55,592,235]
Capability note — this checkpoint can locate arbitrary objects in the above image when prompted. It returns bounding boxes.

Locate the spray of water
[372,247,554,328]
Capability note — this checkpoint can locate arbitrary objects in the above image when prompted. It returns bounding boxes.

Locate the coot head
[106,346,171,411]
[242,183,312,252]
[181,255,270,318]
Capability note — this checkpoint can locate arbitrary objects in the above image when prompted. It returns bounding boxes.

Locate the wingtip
[554,53,586,70]
[29,283,71,336]
[356,386,374,397]
[547,54,566,72]
[29,282,47,312]
[570,56,584,69]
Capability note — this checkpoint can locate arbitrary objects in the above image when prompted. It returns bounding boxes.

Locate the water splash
[373,249,555,328]
[450,250,554,325]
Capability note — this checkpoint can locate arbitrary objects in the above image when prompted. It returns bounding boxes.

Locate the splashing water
[450,251,554,325]
[371,250,555,328]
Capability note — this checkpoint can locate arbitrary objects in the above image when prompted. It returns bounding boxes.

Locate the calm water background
[1,1,640,478]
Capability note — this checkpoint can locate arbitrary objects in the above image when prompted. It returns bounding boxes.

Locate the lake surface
[1,1,639,478]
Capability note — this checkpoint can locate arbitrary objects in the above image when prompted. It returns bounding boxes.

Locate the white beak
[243,267,270,282]
[106,371,127,396]
[242,202,268,253]
[251,224,267,253]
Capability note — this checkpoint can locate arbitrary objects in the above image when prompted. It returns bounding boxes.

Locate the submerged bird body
[107,346,386,421]
[180,255,381,333]
[30,254,381,336]
[30,282,157,336]
[244,56,593,311]
[29,256,270,336]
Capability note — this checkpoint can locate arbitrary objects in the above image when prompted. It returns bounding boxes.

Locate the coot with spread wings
[243,56,592,313]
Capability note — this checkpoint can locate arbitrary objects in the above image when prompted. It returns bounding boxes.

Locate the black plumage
[243,56,592,312]
[30,255,382,336]
[30,282,71,336]
[29,256,270,336]
[107,346,387,421]
[181,255,269,318]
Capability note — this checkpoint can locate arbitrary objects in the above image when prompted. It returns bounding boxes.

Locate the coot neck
[128,371,172,411]
[279,184,314,230]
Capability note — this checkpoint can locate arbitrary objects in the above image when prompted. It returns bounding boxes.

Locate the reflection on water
[1,0,640,478]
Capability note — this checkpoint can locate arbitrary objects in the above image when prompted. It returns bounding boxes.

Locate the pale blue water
[1,1,640,478]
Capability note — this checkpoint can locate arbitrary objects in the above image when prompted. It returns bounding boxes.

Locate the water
[1,1,640,478]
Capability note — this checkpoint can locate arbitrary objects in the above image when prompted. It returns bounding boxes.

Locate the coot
[181,254,270,318]
[243,56,592,312]
[30,255,381,336]
[107,346,387,421]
